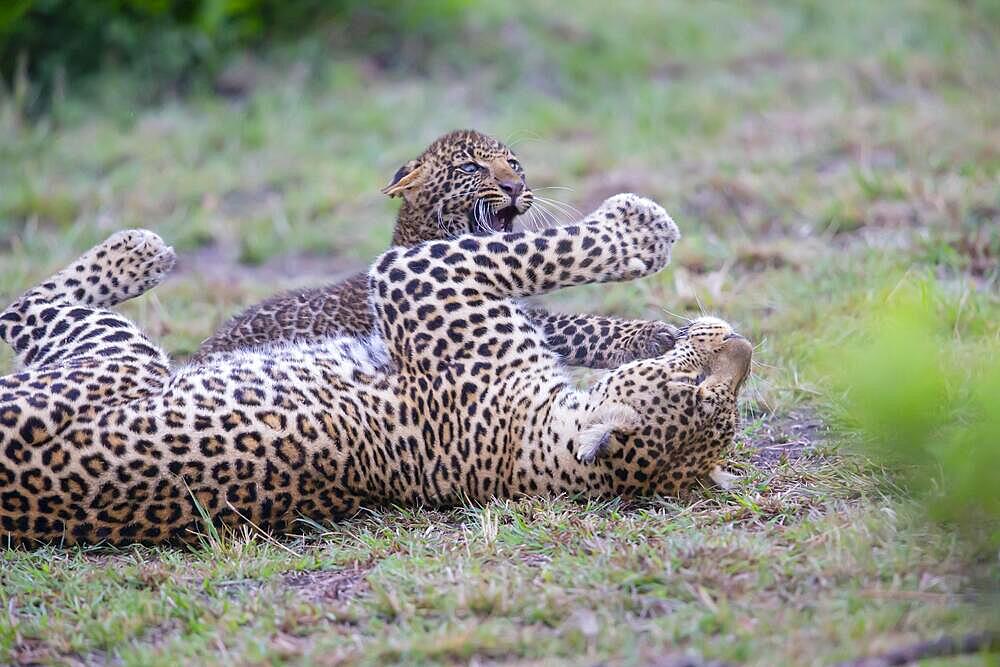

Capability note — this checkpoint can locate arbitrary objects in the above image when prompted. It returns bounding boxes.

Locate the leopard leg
[368,193,679,371]
[1,231,179,543]
[0,230,175,371]
[525,309,677,369]
[0,229,175,463]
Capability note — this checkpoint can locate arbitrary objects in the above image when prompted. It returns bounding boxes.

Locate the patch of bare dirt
[215,186,284,218]
[519,553,552,568]
[732,241,806,273]
[641,653,737,667]
[34,622,183,667]
[650,60,691,81]
[740,409,829,468]
[951,205,999,279]
[576,169,662,212]
[213,55,260,99]
[281,564,369,603]
[809,142,900,177]
[864,200,924,229]
[728,48,789,75]
[8,638,56,666]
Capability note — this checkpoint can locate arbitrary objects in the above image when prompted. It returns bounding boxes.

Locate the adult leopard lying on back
[192,129,676,368]
[0,194,750,546]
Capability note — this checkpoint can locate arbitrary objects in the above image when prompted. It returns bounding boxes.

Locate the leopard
[0,193,751,546]
[191,129,676,369]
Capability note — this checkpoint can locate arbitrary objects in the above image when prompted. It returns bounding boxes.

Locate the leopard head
[578,317,752,495]
[382,129,534,244]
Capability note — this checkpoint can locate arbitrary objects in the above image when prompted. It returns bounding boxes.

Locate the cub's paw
[590,193,681,281]
[594,193,678,234]
[615,321,678,365]
[77,229,176,307]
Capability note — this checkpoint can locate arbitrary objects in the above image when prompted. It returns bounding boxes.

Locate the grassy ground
[1,1,999,664]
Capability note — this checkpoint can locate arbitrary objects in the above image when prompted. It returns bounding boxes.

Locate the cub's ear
[381,159,426,198]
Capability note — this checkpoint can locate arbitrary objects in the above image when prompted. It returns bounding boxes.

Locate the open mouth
[474,204,520,233]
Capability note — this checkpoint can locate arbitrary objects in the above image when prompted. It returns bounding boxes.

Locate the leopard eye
[508,158,521,171]
[458,162,480,174]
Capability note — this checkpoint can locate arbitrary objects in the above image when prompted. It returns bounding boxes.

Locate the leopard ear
[381,159,426,198]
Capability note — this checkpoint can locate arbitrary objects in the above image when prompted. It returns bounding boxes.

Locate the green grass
[1,0,999,664]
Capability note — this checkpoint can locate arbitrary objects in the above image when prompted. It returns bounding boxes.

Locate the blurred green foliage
[0,0,471,110]
[3,0,998,120]
[823,280,999,548]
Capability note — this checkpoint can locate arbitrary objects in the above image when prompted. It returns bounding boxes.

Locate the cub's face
[383,129,534,238]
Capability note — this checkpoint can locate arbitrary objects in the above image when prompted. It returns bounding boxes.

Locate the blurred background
[0,2,998,663]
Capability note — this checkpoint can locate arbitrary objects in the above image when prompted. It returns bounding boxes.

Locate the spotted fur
[0,195,750,546]
[192,130,676,368]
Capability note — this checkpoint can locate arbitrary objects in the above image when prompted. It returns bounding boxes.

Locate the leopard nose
[499,178,524,201]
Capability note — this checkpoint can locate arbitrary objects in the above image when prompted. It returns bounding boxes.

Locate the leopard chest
[362,365,559,504]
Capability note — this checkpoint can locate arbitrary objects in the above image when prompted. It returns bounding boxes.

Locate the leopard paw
[709,465,740,490]
[75,229,176,307]
[622,321,678,363]
[590,194,680,281]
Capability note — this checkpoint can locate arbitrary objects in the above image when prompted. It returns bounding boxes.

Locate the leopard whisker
[484,202,497,234]
[534,195,584,220]
[503,130,541,148]
[742,374,775,417]
[532,200,569,226]
[532,209,546,231]
[532,197,575,221]
[527,201,556,228]
[533,200,581,229]
[693,292,707,317]
[534,194,583,217]
[485,200,498,234]
[523,201,551,229]
[530,200,563,229]
[436,201,446,234]
[523,208,542,232]
[658,307,693,323]
[433,185,485,236]
[477,199,496,234]
[530,208,548,232]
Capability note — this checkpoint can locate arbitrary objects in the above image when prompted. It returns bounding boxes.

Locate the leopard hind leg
[0,229,175,371]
